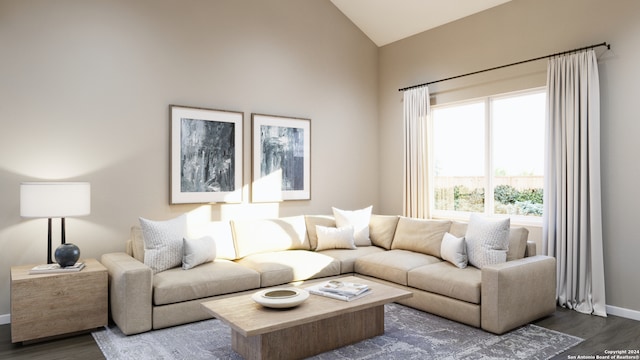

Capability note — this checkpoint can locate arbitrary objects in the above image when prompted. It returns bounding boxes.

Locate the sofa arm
[101,252,153,335]
[481,255,556,334]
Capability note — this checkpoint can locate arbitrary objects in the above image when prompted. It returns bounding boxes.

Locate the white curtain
[544,49,607,317]
[403,86,430,218]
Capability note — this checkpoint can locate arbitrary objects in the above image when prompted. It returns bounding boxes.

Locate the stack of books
[307,280,371,301]
[29,262,86,275]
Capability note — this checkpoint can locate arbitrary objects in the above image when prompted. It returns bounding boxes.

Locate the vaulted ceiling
[330,0,512,46]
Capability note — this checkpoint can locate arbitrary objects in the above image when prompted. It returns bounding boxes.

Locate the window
[431,88,545,223]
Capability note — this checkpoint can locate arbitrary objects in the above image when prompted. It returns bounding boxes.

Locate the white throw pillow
[182,236,216,270]
[440,232,468,269]
[139,215,187,274]
[315,225,357,251]
[332,206,373,246]
[465,214,510,269]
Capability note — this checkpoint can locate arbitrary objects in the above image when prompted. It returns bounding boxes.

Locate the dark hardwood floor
[536,308,640,359]
[1,308,638,359]
[0,326,104,360]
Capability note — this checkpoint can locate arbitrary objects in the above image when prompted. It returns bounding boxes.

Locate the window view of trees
[435,183,543,216]
[431,89,545,220]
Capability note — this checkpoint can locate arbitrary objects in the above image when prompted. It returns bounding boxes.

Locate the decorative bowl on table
[251,288,309,309]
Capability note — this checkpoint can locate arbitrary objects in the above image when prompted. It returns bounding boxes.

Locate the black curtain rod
[398,42,610,92]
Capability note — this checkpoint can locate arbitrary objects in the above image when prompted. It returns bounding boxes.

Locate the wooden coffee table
[201,276,412,360]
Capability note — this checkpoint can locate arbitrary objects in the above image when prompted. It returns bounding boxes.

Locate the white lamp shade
[20,182,91,218]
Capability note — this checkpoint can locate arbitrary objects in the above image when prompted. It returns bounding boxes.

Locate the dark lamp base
[55,243,81,267]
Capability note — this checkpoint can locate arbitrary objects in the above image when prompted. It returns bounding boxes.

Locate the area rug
[92,303,582,360]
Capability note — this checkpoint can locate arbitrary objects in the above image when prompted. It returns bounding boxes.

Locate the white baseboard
[0,313,10,325]
[606,304,640,321]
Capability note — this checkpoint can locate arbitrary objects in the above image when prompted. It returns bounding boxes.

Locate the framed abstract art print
[251,114,311,202]
[170,105,243,204]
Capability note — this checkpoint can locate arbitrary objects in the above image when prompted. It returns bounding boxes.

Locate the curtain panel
[544,49,607,317]
[403,86,430,218]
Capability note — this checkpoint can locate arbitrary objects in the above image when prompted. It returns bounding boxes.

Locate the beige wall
[378,0,640,314]
[0,0,378,319]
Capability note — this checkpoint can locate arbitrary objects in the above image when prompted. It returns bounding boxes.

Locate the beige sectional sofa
[101,213,556,337]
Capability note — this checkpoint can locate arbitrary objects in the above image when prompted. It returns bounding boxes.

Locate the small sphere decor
[55,243,81,267]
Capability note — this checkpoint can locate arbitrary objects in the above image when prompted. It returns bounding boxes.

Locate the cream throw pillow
[465,214,510,269]
[315,225,357,251]
[440,232,468,269]
[139,215,187,274]
[182,236,216,270]
[332,206,372,246]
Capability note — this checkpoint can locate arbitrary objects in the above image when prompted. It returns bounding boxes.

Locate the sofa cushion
[315,225,357,251]
[231,216,310,258]
[236,250,340,287]
[333,206,373,246]
[182,236,216,270]
[305,215,336,250]
[369,214,399,250]
[390,217,451,258]
[440,232,468,269]
[188,221,237,260]
[130,225,145,262]
[506,227,529,261]
[466,215,510,269]
[354,249,442,286]
[319,246,386,273]
[139,215,187,274]
[153,259,260,305]
[408,261,482,304]
[450,221,529,261]
[449,221,468,238]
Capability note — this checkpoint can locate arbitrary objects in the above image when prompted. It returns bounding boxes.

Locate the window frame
[429,87,546,226]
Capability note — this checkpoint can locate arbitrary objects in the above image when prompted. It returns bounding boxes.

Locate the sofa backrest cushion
[231,215,310,258]
[506,227,529,261]
[450,220,529,261]
[369,214,400,250]
[188,221,237,260]
[391,217,452,257]
[129,226,145,262]
[305,215,336,250]
[449,221,468,238]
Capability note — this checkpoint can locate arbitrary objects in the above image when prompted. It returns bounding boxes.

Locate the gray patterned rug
[92,303,582,359]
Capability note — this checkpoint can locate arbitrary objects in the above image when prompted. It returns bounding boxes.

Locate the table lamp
[20,182,91,264]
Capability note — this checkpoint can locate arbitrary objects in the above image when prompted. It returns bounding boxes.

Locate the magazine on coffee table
[307,280,371,301]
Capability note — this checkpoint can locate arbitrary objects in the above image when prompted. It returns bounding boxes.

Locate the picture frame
[170,105,243,204]
[251,114,311,202]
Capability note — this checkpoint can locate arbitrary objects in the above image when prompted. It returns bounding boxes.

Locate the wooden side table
[10,258,108,343]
